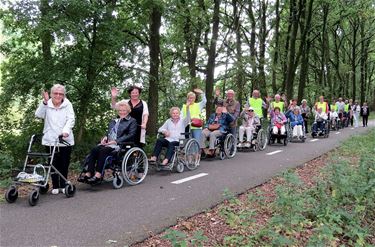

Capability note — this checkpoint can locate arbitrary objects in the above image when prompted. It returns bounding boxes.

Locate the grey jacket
[107,116,137,145]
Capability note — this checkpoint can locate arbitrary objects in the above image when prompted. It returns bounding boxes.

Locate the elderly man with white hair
[214,88,240,137]
[247,89,267,119]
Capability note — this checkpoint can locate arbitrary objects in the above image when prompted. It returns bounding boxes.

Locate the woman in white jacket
[35,84,75,195]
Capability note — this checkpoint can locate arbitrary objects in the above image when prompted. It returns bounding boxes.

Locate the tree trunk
[285,0,299,100]
[271,0,280,94]
[350,18,359,99]
[258,0,268,98]
[205,0,221,118]
[247,0,257,92]
[233,0,245,106]
[147,6,162,135]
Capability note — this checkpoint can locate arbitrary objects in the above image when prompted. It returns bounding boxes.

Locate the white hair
[115,100,131,113]
[50,84,66,95]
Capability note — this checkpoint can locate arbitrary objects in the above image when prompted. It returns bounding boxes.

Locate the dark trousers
[47,146,72,189]
[86,145,115,175]
[152,138,179,161]
[313,121,325,133]
[302,113,309,133]
[363,115,369,126]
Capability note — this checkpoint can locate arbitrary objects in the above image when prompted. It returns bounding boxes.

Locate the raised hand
[193,88,203,94]
[111,87,119,98]
[215,87,220,97]
[42,91,49,103]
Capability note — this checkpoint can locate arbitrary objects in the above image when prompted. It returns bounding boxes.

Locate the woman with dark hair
[111,86,149,146]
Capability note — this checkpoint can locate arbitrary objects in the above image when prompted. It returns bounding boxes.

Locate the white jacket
[35,98,75,146]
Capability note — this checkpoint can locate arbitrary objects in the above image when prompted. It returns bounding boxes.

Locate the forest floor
[132,129,375,247]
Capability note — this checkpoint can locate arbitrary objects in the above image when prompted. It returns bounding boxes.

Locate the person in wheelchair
[149,105,191,166]
[200,101,234,157]
[237,106,260,148]
[312,107,328,136]
[78,100,137,184]
[270,106,287,142]
[288,106,304,140]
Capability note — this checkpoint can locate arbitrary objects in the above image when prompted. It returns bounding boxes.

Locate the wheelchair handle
[58,135,71,146]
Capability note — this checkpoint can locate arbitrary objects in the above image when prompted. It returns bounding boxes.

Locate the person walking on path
[360,102,370,127]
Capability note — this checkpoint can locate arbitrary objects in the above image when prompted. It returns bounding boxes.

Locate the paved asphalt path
[1,122,373,247]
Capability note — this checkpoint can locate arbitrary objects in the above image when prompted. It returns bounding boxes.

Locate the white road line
[310,139,319,142]
[335,132,340,134]
[266,150,283,156]
[171,173,208,184]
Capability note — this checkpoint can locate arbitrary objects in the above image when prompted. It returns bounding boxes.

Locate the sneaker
[51,189,59,195]
[244,142,251,148]
[237,143,243,148]
[60,188,65,194]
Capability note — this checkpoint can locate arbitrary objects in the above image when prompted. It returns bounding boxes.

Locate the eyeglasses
[53,92,65,96]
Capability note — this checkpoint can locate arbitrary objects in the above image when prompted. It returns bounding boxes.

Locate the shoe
[237,143,243,148]
[51,189,59,195]
[87,176,102,185]
[60,188,65,194]
[244,142,251,148]
[77,174,89,183]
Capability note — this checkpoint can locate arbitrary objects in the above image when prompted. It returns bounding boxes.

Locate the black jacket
[360,106,370,116]
[107,116,137,145]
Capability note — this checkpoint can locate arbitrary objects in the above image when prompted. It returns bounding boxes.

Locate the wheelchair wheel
[219,151,225,160]
[184,139,200,171]
[65,184,76,198]
[257,129,267,151]
[224,134,236,158]
[122,147,148,186]
[5,185,18,203]
[28,189,39,206]
[112,174,124,189]
[174,160,185,173]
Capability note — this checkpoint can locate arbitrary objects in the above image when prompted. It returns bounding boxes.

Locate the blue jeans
[191,129,202,147]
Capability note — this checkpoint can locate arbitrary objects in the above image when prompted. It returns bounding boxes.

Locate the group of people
[35,83,371,194]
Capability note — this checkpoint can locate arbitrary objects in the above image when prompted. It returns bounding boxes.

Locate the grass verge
[134,129,375,247]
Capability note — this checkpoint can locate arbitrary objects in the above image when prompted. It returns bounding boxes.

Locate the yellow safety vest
[182,103,201,129]
[316,102,328,113]
[249,97,263,117]
[330,104,337,112]
[344,104,349,112]
[272,101,285,112]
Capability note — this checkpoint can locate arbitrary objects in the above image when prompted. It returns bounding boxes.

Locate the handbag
[191,118,203,128]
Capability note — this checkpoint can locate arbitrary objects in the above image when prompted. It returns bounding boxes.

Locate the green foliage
[162,229,207,247]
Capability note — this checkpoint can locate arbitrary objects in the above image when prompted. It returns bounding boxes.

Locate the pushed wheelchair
[154,133,201,173]
[268,122,289,146]
[5,134,76,206]
[288,122,306,143]
[80,143,148,189]
[311,120,330,138]
[201,132,237,160]
[237,125,267,152]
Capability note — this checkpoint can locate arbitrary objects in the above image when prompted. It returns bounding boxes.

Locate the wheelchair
[154,133,201,173]
[329,112,341,131]
[80,142,148,189]
[311,120,330,138]
[288,122,306,143]
[5,134,76,206]
[268,122,289,146]
[201,131,237,160]
[237,125,267,152]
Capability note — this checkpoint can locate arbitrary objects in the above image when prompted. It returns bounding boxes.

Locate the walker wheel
[28,189,39,206]
[175,161,184,173]
[39,183,49,194]
[5,186,18,203]
[64,184,76,198]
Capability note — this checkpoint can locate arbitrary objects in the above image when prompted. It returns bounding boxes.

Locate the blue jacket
[205,112,235,133]
[288,113,304,128]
